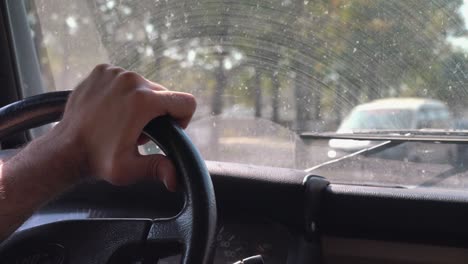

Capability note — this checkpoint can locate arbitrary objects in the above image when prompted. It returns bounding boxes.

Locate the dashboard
[5,161,307,263]
[158,217,291,263]
[20,207,292,263]
[212,217,291,263]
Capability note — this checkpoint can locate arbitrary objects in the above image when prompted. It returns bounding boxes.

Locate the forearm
[0,127,81,240]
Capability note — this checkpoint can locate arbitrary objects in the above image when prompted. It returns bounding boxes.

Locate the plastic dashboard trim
[1,148,468,248]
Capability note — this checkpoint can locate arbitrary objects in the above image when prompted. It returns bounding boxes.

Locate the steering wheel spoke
[0,219,152,263]
[0,209,196,263]
[148,206,193,242]
[148,217,184,243]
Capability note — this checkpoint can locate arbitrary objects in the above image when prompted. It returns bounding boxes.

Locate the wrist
[0,124,85,232]
[29,124,86,186]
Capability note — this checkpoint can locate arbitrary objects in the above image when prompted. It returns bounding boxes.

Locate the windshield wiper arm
[304,140,401,173]
[300,131,468,144]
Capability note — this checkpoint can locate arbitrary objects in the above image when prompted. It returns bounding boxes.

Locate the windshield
[24,0,468,189]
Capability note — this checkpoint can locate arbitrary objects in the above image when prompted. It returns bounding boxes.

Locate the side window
[427,109,439,128]
[418,107,452,129]
[417,109,430,129]
[436,108,453,129]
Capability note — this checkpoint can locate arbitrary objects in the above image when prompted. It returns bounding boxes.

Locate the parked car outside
[328,98,458,164]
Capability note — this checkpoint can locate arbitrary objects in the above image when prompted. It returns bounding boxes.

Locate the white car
[328,98,457,164]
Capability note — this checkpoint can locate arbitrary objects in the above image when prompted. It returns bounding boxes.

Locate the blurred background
[25,0,468,129]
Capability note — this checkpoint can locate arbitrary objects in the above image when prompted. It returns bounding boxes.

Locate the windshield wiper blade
[300,131,468,144]
[329,129,468,137]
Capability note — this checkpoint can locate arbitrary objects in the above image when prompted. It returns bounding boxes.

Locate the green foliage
[28,0,468,130]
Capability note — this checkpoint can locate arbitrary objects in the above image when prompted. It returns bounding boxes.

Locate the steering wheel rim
[0,91,217,264]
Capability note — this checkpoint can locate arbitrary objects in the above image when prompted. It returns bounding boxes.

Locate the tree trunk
[294,61,311,131]
[25,0,56,92]
[271,70,280,123]
[332,84,344,127]
[254,69,262,118]
[211,56,226,115]
[312,89,321,121]
[293,0,312,131]
[84,0,141,69]
[147,0,168,83]
[150,36,164,82]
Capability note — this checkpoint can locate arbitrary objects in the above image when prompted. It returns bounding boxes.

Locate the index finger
[141,89,197,129]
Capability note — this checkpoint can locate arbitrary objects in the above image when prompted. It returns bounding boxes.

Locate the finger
[137,134,150,145]
[107,66,126,76]
[144,90,197,129]
[90,63,112,76]
[131,154,178,192]
[145,79,169,91]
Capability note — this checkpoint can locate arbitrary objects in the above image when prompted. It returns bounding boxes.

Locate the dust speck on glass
[25,0,468,189]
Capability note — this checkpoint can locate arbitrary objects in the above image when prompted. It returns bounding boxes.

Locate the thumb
[133,154,178,191]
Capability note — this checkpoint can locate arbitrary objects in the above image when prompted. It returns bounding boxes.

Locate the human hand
[50,64,196,191]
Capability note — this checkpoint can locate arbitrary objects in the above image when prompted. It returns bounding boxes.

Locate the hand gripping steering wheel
[0,91,217,264]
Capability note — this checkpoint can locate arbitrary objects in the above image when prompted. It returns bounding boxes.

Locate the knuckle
[93,63,111,73]
[107,66,125,76]
[118,71,142,82]
[115,71,144,89]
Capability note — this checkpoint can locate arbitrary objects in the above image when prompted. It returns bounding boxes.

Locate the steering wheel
[0,91,217,264]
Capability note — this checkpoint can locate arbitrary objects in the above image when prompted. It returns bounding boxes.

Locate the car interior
[1,0,468,263]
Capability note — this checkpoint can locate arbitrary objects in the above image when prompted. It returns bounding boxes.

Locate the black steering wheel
[0,91,217,264]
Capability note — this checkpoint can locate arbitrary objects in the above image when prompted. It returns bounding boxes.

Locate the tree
[334,0,466,103]
[29,0,468,132]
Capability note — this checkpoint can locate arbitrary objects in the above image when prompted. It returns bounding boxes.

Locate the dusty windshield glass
[25,0,468,189]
